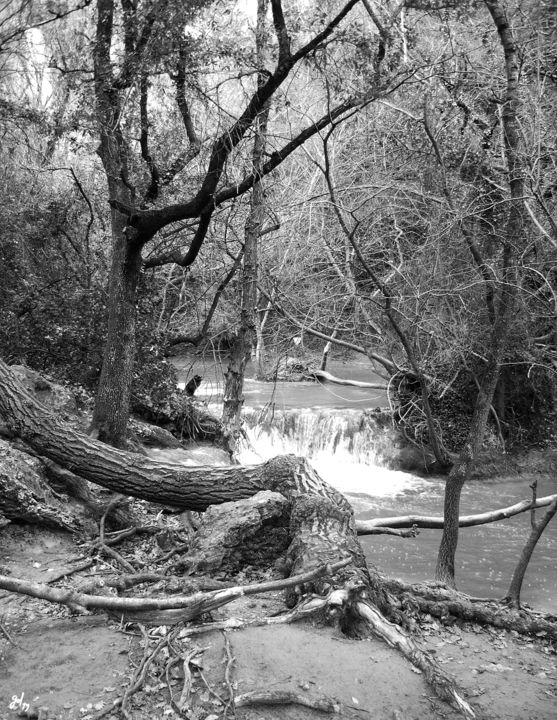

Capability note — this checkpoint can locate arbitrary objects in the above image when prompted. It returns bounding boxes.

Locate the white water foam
[240,408,429,509]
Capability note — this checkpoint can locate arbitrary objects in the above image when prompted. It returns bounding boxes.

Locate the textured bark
[176,491,291,575]
[284,494,476,717]
[385,579,557,641]
[91,0,142,448]
[222,0,270,454]
[0,360,348,512]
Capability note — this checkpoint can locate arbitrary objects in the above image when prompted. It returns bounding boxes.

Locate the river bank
[1,523,556,720]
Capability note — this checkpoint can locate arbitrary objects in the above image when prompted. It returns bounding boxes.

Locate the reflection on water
[172,356,557,612]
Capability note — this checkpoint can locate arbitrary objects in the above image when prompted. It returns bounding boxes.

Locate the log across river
[172,356,557,613]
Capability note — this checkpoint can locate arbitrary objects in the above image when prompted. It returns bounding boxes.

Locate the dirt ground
[1,525,556,720]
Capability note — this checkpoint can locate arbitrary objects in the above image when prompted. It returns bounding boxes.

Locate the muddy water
[173,356,557,612]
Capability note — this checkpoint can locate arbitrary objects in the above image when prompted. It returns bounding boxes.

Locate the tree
[221,0,271,453]
[87,0,401,448]
[435,0,528,584]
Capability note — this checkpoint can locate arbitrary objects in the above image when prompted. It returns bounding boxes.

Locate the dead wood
[0,559,351,622]
[0,360,348,512]
[175,490,290,575]
[353,598,475,718]
[234,689,340,713]
[309,368,386,390]
[356,493,557,533]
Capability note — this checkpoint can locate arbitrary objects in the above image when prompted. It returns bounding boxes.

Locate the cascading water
[239,407,431,508]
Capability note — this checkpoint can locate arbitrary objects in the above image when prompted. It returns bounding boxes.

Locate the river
[172,356,557,613]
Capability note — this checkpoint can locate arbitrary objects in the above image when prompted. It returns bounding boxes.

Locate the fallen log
[356,494,557,533]
[309,369,386,389]
[0,360,349,512]
[234,689,340,713]
[0,360,477,716]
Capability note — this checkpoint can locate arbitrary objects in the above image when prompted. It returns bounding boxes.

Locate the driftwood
[234,689,340,713]
[309,369,386,389]
[356,494,557,533]
[0,559,351,623]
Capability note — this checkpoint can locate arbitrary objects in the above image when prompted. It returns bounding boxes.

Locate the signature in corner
[9,692,30,712]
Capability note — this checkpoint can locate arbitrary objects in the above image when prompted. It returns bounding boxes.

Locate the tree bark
[356,493,557,533]
[0,360,349,512]
[222,0,270,454]
[504,494,557,608]
[91,0,142,448]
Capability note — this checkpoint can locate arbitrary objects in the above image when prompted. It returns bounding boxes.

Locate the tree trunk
[505,495,557,608]
[0,360,349,512]
[91,0,142,448]
[222,0,270,454]
[436,0,527,587]
[90,232,142,448]
[435,357,503,586]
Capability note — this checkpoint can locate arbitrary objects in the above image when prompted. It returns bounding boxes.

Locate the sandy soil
[1,526,556,720]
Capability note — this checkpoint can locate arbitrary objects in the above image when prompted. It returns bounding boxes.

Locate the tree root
[385,578,557,640]
[353,598,475,718]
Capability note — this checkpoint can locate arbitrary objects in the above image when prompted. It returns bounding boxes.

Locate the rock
[0,438,81,530]
[129,419,182,448]
[9,365,77,417]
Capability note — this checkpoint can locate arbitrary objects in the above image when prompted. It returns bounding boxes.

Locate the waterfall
[239,408,429,507]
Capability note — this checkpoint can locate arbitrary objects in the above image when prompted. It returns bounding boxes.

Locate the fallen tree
[0,359,479,715]
[0,359,347,513]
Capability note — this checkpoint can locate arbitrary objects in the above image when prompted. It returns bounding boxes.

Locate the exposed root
[385,579,557,641]
[222,631,235,719]
[354,599,475,718]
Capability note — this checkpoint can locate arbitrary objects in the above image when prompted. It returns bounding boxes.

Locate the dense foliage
[0,0,556,452]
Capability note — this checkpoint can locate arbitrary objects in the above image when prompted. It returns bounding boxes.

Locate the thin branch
[356,493,557,533]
